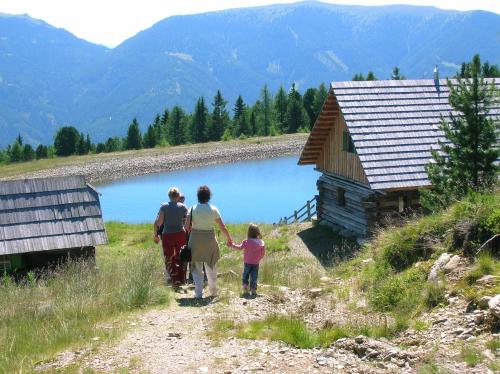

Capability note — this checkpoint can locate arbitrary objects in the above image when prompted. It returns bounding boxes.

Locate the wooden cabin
[299,79,500,236]
[0,176,108,272]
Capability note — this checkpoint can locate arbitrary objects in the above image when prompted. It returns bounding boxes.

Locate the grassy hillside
[1,192,498,372]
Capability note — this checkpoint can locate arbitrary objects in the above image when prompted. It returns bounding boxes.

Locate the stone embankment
[3,134,307,183]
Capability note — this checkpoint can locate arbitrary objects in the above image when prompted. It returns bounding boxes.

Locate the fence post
[306,200,311,221]
[294,210,298,222]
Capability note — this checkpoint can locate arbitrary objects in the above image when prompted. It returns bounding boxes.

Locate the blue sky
[1,0,499,47]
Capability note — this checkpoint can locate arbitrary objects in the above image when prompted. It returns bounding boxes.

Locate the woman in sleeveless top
[186,185,232,298]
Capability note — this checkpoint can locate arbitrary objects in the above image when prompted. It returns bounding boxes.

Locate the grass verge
[0,222,170,373]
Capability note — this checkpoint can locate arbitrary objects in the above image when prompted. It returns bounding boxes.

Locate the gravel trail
[4,134,308,183]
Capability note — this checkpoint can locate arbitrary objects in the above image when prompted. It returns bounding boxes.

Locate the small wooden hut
[0,175,108,271]
[299,78,499,236]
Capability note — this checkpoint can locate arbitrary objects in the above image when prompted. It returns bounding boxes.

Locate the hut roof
[299,78,500,190]
[0,176,107,256]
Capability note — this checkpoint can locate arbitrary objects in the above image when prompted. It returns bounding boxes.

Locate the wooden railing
[278,196,318,225]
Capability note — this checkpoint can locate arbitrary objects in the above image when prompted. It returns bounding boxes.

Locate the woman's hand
[153,234,160,244]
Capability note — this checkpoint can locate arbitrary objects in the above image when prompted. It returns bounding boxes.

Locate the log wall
[316,172,421,236]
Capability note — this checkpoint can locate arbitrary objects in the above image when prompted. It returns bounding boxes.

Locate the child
[228,223,265,296]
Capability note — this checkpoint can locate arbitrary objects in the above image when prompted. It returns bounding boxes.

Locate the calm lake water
[96,156,319,224]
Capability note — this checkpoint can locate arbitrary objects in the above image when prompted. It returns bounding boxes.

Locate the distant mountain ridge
[0,2,499,147]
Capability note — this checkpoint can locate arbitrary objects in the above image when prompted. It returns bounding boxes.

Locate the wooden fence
[278,196,317,225]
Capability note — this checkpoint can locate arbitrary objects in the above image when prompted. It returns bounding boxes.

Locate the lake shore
[1,133,308,183]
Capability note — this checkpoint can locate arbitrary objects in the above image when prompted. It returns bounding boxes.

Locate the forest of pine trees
[0,83,329,164]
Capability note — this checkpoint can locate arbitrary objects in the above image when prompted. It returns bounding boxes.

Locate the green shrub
[422,281,447,309]
[460,346,483,367]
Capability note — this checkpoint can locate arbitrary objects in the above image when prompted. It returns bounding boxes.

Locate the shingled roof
[299,78,500,190]
[0,176,107,256]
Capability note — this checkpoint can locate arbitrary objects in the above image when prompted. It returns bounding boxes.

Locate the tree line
[0,83,329,164]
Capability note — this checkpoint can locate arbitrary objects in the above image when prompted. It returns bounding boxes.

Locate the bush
[422,281,447,309]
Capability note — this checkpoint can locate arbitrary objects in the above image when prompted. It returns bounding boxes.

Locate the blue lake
[96,156,319,224]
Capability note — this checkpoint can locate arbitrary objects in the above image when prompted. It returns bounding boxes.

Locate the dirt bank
[3,134,308,183]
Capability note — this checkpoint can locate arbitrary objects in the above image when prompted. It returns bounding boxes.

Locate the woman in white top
[186,185,232,299]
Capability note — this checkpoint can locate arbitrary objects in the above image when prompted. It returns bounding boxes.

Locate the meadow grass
[0,222,170,373]
[209,314,407,349]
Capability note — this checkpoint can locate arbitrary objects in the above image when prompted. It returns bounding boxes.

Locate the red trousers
[161,231,187,285]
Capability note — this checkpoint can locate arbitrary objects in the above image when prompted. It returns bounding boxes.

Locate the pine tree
[460,59,500,78]
[249,108,257,136]
[191,97,208,143]
[85,134,93,153]
[35,144,48,159]
[303,87,317,129]
[22,144,35,161]
[105,137,122,152]
[313,83,328,120]
[76,132,87,155]
[233,95,249,136]
[54,126,80,156]
[391,66,405,80]
[285,83,306,133]
[274,86,288,133]
[8,141,22,162]
[160,110,169,144]
[169,106,186,146]
[209,90,229,141]
[143,124,157,148]
[352,73,365,81]
[261,85,273,136]
[366,71,377,81]
[421,54,499,211]
[126,118,142,150]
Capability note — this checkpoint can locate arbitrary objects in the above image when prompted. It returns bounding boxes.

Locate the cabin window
[337,187,346,206]
[342,131,356,154]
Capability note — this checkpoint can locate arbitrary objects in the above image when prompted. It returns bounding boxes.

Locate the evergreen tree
[191,97,208,143]
[159,110,169,144]
[313,83,328,120]
[54,126,80,156]
[76,132,86,155]
[352,73,365,81]
[460,59,500,78]
[391,66,405,80]
[366,71,377,81]
[8,141,22,162]
[35,144,48,159]
[16,134,23,146]
[105,137,122,153]
[285,83,306,133]
[274,85,288,133]
[143,124,157,148]
[249,108,257,136]
[209,90,229,141]
[261,85,273,136]
[233,95,249,136]
[303,87,317,129]
[96,143,106,153]
[85,134,93,153]
[421,54,500,211]
[126,118,142,150]
[21,144,35,161]
[169,106,186,146]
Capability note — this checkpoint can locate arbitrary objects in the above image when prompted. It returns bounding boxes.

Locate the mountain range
[0,1,499,147]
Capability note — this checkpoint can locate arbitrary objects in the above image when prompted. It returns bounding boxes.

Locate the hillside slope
[1,2,499,146]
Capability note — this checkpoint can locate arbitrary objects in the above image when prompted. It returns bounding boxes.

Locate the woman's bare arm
[215,217,232,242]
[153,210,164,243]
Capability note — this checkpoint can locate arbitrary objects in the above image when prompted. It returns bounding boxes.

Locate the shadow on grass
[297,225,359,267]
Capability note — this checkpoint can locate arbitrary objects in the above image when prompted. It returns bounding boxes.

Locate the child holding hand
[228,223,265,296]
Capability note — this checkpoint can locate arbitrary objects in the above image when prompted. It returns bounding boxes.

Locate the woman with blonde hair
[186,185,232,298]
[154,187,188,287]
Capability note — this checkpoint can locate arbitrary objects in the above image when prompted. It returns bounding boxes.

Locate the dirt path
[36,225,495,374]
